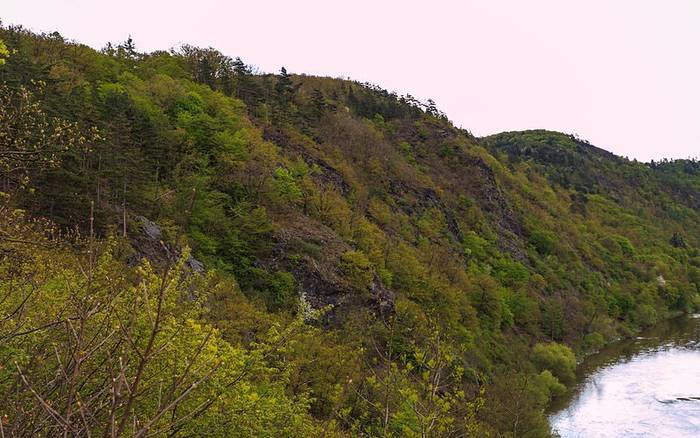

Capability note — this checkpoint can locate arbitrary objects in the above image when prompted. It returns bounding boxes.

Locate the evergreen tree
[310,88,326,119]
[670,232,687,248]
[275,66,295,105]
[117,35,138,60]
[232,56,260,105]
[426,98,438,116]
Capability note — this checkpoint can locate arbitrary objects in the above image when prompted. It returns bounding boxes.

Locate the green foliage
[482,371,554,436]
[250,268,298,311]
[340,250,373,292]
[614,235,636,257]
[503,289,540,332]
[0,38,8,64]
[0,233,319,436]
[347,326,485,437]
[272,167,303,204]
[2,23,699,437]
[536,370,567,399]
[532,342,577,386]
[463,231,490,261]
[0,82,96,185]
[529,228,557,255]
[583,332,606,351]
[438,143,457,158]
[493,256,530,287]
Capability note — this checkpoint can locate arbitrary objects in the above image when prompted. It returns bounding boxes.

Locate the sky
[2,0,699,162]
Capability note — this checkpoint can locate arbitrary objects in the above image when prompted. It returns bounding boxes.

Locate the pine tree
[232,57,259,104]
[670,232,687,248]
[275,67,295,105]
[117,35,138,60]
[426,98,438,116]
[310,88,326,119]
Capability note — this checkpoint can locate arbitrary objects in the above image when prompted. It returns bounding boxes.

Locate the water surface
[550,315,700,437]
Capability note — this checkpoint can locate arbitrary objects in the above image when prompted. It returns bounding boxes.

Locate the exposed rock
[462,156,523,237]
[311,157,351,196]
[129,215,205,274]
[264,214,395,324]
[369,274,395,317]
[263,126,351,196]
[460,156,528,263]
[657,275,667,288]
[140,216,163,241]
[185,256,205,274]
[387,182,463,244]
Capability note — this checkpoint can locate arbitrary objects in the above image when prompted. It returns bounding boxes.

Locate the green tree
[310,88,327,119]
[275,67,296,106]
[0,82,97,188]
[0,38,8,64]
[532,342,577,386]
[0,234,319,436]
[340,250,374,293]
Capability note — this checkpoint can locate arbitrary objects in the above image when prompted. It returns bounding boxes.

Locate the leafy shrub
[536,370,567,400]
[272,167,302,204]
[340,250,373,292]
[532,342,577,386]
[633,303,657,328]
[583,332,606,351]
[529,229,557,255]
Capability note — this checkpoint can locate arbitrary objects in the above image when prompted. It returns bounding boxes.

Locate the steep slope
[1,26,698,437]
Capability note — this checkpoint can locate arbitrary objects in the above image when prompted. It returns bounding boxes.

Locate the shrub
[633,303,657,328]
[532,342,576,386]
[583,332,606,351]
[529,229,556,255]
[340,250,373,292]
[536,370,567,400]
[273,167,302,204]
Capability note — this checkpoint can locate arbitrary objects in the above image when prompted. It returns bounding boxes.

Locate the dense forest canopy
[0,25,698,437]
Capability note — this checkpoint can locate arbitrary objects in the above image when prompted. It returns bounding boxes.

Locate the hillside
[1,26,699,437]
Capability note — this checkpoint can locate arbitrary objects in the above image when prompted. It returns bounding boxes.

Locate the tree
[232,56,248,76]
[179,45,234,93]
[532,342,576,386]
[231,57,264,106]
[0,38,8,64]
[482,371,552,437]
[117,35,138,60]
[0,229,319,436]
[425,99,438,116]
[310,88,327,119]
[340,250,373,293]
[670,232,687,248]
[348,318,486,437]
[275,67,295,105]
[0,82,97,190]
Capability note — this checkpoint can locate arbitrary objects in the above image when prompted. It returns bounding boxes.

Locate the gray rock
[130,215,205,275]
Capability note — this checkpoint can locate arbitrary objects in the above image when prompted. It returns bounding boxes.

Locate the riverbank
[547,310,689,411]
[548,313,700,437]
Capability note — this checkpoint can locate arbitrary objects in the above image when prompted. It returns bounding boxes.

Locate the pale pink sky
[2,1,699,161]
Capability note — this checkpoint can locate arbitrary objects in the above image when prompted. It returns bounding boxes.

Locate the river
[549,314,700,437]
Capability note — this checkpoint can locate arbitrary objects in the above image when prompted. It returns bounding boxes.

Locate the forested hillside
[1,25,698,437]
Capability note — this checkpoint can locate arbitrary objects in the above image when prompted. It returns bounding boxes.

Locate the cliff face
[1,26,699,436]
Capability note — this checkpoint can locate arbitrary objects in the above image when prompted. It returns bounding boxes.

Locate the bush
[583,332,605,351]
[340,250,373,292]
[272,167,302,204]
[633,303,657,328]
[529,229,557,255]
[536,370,567,401]
[269,270,298,309]
[532,342,576,386]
